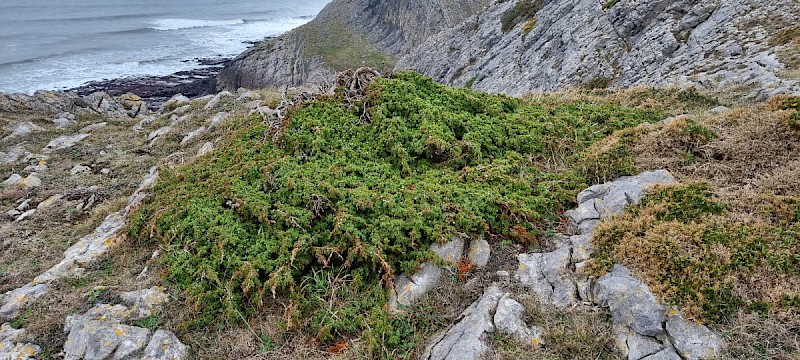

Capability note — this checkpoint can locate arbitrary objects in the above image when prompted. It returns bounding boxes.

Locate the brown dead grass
[487,295,619,360]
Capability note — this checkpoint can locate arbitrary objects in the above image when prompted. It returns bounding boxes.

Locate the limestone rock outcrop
[397,0,800,98]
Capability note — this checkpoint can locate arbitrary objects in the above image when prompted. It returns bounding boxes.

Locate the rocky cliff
[216,0,491,90]
[394,0,800,98]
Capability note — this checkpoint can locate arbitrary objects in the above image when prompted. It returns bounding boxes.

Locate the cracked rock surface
[398,0,800,99]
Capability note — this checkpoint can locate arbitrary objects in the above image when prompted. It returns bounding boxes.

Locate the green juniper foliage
[129,72,660,355]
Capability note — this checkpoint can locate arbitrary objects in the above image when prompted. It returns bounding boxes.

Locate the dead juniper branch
[336,67,382,124]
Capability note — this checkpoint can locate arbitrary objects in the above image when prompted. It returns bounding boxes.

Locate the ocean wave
[149,18,245,31]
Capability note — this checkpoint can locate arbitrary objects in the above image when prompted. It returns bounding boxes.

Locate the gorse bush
[129,72,661,356]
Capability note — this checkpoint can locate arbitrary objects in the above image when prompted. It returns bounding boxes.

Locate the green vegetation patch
[591,183,800,324]
[769,25,800,47]
[500,0,544,33]
[298,21,396,73]
[130,72,661,356]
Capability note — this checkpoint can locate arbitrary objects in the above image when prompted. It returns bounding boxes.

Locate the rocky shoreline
[68,58,229,109]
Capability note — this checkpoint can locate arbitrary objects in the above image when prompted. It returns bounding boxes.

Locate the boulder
[208,112,229,130]
[467,237,491,268]
[70,165,92,175]
[2,122,45,139]
[665,313,724,360]
[142,330,189,360]
[196,142,214,157]
[79,122,108,133]
[423,286,504,360]
[515,246,577,308]
[2,174,22,187]
[180,127,206,145]
[42,133,90,153]
[203,91,233,110]
[494,294,543,346]
[53,112,77,129]
[593,265,666,337]
[389,236,466,311]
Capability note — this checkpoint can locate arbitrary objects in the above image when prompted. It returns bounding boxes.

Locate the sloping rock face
[216,0,490,90]
[397,0,800,98]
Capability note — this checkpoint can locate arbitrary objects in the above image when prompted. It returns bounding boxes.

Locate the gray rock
[571,234,593,263]
[577,170,676,218]
[142,330,188,360]
[423,286,504,360]
[430,235,465,265]
[397,0,800,99]
[148,126,172,142]
[2,122,45,139]
[208,112,229,130]
[160,94,191,113]
[196,142,214,157]
[19,173,41,188]
[642,347,682,360]
[0,283,48,322]
[216,0,491,90]
[0,145,27,165]
[593,265,666,337]
[42,133,90,153]
[709,106,730,114]
[14,209,36,222]
[389,262,443,310]
[467,237,491,268]
[494,294,543,347]
[133,115,157,133]
[37,194,64,210]
[613,323,665,360]
[2,174,21,187]
[171,105,192,116]
[515,246,576,308]
[120,288,170,321]
[79,122,108,133]
[180,127,206,145]
[70,164,92,175]
[64,318,151,360]
[203,91,233,110]
[53,112,77,129]
[665,313,724,360]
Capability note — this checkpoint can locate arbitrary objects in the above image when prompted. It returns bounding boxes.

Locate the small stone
[3,174,22,187]
[37,194,64,210]
[196,142,214,157]
[42,133,90,153]
[709,106,729,114]
[430,235,465,265]
[20,173,41,188]
[389,263,443,310]
[496,270,511,278]
[100,168,111,175]
[148,126,171,142]
[208,112,229,130]
[15,208,36,222]
[2,121,45,139]
[16,199,32,211]
[79,122,108,133]
[70,165,92,175]
[180,127,206,145]
[5,209,22,219]
[142,330,189,360]
[467,237,491,268]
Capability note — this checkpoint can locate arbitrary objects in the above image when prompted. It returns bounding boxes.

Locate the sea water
[0,0,330,93]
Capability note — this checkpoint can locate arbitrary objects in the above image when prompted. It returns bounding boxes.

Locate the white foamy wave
[149,18,245,31]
